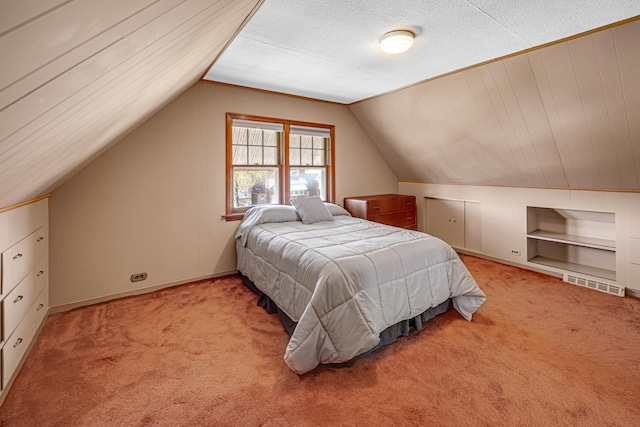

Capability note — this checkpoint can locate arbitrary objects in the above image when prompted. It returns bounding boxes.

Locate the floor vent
[564,274,624,297]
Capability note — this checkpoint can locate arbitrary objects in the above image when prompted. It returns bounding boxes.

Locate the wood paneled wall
[350,19,640,192]
[0,0,262,210]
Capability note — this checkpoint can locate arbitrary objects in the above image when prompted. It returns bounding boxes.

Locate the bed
[235,198,486,374]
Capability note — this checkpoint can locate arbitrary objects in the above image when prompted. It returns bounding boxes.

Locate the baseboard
[626,288,640,298]
[455,248,564,279]
[455,249,640,298]
[48,270,238,314]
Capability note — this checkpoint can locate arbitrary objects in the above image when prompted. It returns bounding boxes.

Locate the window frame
[225,112,335,220]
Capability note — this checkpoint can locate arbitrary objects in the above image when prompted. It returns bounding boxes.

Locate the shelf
[528,256,616,281]
[526,206,617,282]
[527,230,615,251]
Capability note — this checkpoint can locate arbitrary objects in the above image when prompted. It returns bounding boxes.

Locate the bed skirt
[239,273,452,367]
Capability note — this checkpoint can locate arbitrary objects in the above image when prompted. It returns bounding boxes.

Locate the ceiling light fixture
[379,30,415,54]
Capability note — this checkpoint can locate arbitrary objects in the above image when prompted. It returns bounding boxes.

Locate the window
[226,113,335,218]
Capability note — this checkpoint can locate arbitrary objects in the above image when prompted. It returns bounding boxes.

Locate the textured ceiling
[203,0,640,104]
[0,0,262,209]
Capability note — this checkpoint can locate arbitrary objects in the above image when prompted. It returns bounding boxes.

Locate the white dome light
[379,30,415,54]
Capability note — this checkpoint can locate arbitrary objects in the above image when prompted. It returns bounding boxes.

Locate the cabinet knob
[37,304,44,311]
[13,253,23,260]
[13,338,23,348]
[13,295,23,303]
[37,270,44,277]
[37,236,44,242]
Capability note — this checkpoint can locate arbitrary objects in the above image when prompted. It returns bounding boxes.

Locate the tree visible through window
[226,113,335,218]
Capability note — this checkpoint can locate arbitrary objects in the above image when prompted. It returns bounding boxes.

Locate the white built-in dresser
[0,197,49,398]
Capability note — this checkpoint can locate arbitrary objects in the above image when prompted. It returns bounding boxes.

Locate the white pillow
[290,196,335,224]
[324,202,351,217]
[235,205,300,246]
[244,205,300,223]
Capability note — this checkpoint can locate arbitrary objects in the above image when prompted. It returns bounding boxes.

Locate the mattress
[236,205,486,374]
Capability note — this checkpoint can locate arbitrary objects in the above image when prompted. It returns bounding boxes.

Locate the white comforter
[236,215,486,374]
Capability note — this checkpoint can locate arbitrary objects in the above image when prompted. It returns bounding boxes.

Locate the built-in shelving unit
[526,207,616,281]
[0,198,49,402]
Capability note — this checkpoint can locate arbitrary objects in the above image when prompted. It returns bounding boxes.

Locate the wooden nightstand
[344,194,417,230]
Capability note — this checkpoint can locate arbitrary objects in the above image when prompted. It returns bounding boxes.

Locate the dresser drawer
[367,196,415,215]
[3,259,48,342]
[1,227,47,295]
[371,211,417,229]
[345,195,417,230]
[2,289,48,389]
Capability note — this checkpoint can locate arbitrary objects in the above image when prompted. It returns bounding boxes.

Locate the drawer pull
[373,206,380,210]
[13,253,23,260]
[37,304,44,311]
[37,270,44,277]
[37,236,44,242]
[13,338,23,348]
[407,217,413,220]
[406,202,412,205]
[13,295,24,303]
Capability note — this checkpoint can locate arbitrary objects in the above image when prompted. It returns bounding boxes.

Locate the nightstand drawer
[345,194,417,230]
[370,211,416,229]
[367,196,415,216]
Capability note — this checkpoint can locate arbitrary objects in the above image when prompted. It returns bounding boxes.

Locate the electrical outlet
[130,272,148,282]
[510,249,521,256]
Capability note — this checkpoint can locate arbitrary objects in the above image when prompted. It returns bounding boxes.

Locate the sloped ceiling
[350,19,640,191]
[0,0,262,209]
[2,1,639,212]
[204,0,640,104]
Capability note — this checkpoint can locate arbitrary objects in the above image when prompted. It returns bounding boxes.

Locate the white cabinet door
[464,201,481,251]
[426,199,465,249]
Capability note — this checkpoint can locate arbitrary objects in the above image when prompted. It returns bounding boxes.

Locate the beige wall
[49,82,398,307]
[399,182,640,292]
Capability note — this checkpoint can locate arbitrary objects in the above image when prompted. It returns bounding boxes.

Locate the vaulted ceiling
[350,19,640,190]
[0,0,262,209]
[1,1,639,211]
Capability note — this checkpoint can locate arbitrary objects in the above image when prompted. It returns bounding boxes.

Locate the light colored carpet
[1,255,639,426]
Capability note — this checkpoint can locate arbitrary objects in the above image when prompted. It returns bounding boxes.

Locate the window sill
[222,213,245,222]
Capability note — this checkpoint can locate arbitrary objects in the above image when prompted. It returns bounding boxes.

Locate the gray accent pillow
[290,196,335,224]
[324,202,351,217]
